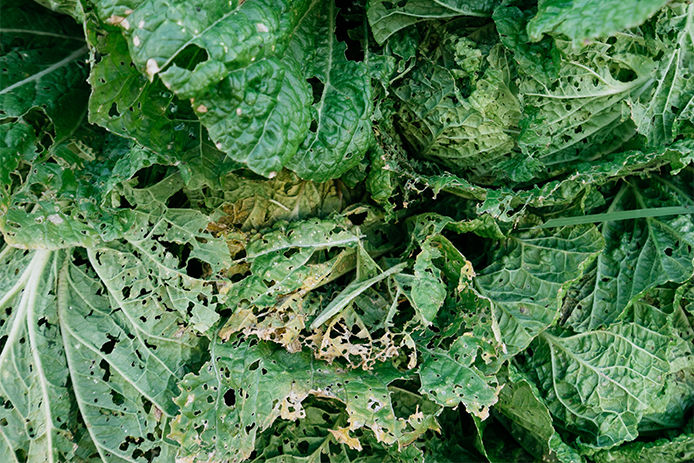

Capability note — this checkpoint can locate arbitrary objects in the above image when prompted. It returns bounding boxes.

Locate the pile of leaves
[1,0,693,461]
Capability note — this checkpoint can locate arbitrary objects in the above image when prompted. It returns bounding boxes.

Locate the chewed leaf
[284,1,373,182]
[60,258,195,461]
[89,205,230,333]
[409,240,446,325]
[171,336,434,462]
[0,249,77,462]
[0,246,203,462]
[419,336,500,419]
[630,4,694,146]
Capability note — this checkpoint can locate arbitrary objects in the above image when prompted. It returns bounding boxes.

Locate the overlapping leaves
[1,0,694,462]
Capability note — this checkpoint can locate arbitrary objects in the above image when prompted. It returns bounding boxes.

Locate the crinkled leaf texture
[565,178,694,331]
[527,0,668,42]
[88,0,372,181]
[528,310,676,448]
[475,225,603,355]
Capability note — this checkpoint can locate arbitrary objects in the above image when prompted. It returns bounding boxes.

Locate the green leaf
[394,44,522,184]
[565,179,694,331]
[527,0,668,42]
[591,433,694,463]
[85,19,236,185]
[59,256,194,462]
[409,240,446,326]
[283,0,374,182]
[529,317,673,448]
[630,3,694,146]
[192,56,311,177]
[0,249,78,463]
[475,225,603,355]
[171,336,431,462]
[89,0,372,181]
[0,0,88,139]
[418,336,500,419]
[494,366,584,463]
[366,0,497,45]
[312,262,406,329]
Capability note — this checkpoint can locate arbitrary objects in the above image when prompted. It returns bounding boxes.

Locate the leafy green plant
[1,0,693,461]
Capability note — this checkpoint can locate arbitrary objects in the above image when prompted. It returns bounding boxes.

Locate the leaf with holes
[171,335,438,462]
[564,177,694,332]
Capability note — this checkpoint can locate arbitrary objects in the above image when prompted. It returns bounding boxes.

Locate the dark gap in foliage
[307,77,324,105]
[172,44,209,70]
[335,0,365,61]
[347,211,367,226]
[441,230,490,269]
[132,165,170,189]
[186,257,204,278]
[118,195,133,209]
[108,102,120,117]
[99,359,111,382]
[165,189,190,208]
[24,108,56,151]
[100,334,118,355]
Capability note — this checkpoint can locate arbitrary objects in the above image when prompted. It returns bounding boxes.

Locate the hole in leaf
[224,389,236,407]
[172,44,209,70]
[307,77,324,105]
[108,103,120,117]
[100,334,118,354]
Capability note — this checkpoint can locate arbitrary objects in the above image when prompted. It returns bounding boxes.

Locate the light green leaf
[494,367,584,463]
[171,336,426,462]
[591,433,694,463]
[475,225,603,355]
[0,249,78,463]
[565,179,694,331]
[418,336,500,419]
[527,0,668,42]
[530,320,672,448]
[395,45,522,184]
[59,257,193,462]
[409,240,446,326]
[202,169,352,231]
[630,3,694,146]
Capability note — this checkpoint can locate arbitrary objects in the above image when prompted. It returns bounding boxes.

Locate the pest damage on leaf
[0,0,693,462]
